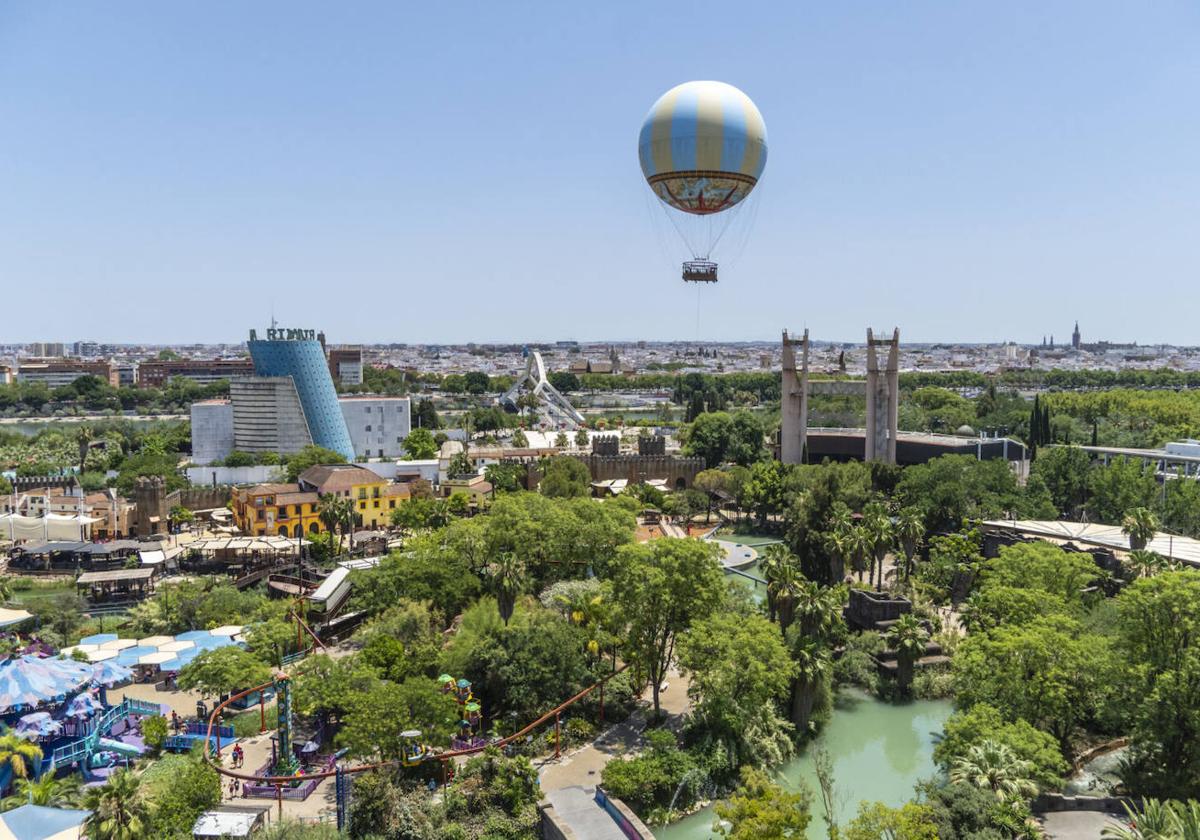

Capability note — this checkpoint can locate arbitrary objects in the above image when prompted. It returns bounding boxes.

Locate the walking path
[538,669,692,839]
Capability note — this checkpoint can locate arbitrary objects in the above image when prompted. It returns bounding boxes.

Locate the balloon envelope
[638,81,768,216]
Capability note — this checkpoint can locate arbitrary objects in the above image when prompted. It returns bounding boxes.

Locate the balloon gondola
[638,81,768,284]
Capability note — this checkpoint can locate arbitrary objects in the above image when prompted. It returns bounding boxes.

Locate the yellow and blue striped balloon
[638,80,768,216]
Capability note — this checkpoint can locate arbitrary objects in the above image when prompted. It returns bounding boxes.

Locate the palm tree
[1122,507,1160,551]
[317,494,355,555]
[862,503,893,590]
[2,772,82,810]
[0,734,42,784]
[885,613,928,695]
[1126,549,1166,581]
[845,525,872,584]
[759,543,791,622]
[949,740,1039,803]
[768,559,805,634]
[487,552,526,625]
[822,525,850,584]
[789,636,830,735]
[895,507,925,582]
[82,769,150,840]
[792,579,842,644]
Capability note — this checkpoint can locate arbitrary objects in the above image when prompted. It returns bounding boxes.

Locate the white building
[191,400,235,465]
[191,393,413,465]
[340,396,411,460]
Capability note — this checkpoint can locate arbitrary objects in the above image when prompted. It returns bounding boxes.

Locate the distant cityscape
[2,322,1197,390]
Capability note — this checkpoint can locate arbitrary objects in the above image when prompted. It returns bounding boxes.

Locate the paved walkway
[538,669,691,838]
[545,787,627,840]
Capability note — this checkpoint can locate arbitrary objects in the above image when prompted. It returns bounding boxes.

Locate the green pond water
[654,690,953,840]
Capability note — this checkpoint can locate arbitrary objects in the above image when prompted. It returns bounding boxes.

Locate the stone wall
[570,453,704,489]
[538,801,579,840]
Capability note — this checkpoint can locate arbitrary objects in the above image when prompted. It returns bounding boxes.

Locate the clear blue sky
[2,2,1198,345]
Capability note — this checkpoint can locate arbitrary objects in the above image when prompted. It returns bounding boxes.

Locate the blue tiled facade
[248,339,355,460]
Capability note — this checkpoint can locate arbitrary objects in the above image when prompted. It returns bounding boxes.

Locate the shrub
[834,631,883,694]
[141,715,168,754]
[600,730,698,818]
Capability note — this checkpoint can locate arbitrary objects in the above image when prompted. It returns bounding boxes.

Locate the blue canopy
[0,803,90,840]
[114,646,156,667]
[0,656,93,714]
[78,633,119,646]
[90,660,133,687]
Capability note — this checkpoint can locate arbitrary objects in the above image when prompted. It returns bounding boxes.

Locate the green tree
[463,371,491,394]
[1030,445,1091,517]
[896,454,1035,532]
[177,646,273,699]
[291,654,381,724]
[894,506,925,581]
[574,428,589,447]
[143,753,221,838]
[246,617,297,668]
[402,427,438,460]
[1087,457,1158,525]
[555,431,569,448]
[1122,506,1160,551]
[337,678,463,762]
[538,456,591,498]
[714,766,811,840]
[285,445,346,482]
[486,552,526,625]
[953,614,1109,744]
[678,612,795,769]
[885,613,928,696]
[978,541,1099,603]
[1126,549,1166,580]
[141,714,169,754]
[693,469,729,524]
[2,773,82,811]
[949,740,1039,803]
[223,449,257,467]
[511,428,529,448]
[843,801,939,840]
[862,501,893,589]
[685,411,734,467]
[611,539,725,715]
[961,585,1073,634]
[935,702,1069,789]
[82,769,150,840]
[0,734,41,782]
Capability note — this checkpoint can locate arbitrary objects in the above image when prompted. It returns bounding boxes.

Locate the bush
[600,730,698,818]
[834,631,883,694]
[142,715,168,754]
[232,706,278,739]
[911,666,954,700]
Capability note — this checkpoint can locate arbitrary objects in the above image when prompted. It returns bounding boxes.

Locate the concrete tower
[780,330,810,464]
[865,328,900,464]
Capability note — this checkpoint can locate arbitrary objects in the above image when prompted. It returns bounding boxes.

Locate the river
[654,690,953,839]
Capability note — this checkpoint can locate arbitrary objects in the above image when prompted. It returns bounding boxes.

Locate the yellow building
[232,484,323,538]
[298,464,409,530]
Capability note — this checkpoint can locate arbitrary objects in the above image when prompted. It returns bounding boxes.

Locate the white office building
[340,396,411,460]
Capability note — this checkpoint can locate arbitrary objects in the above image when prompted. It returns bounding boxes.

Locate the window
[365,425,371,432]
[389,500,395,509]
[373,500,379,508]
[364,406,371,413]
[359,501,367,510]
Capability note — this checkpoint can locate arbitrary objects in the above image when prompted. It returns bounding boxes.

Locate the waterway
[654,690,953,840]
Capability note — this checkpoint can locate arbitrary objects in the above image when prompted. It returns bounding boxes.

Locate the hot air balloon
[638,81,768,283]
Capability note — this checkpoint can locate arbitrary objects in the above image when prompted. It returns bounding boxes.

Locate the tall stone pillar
[780,329,810,464]
[865,328,900,463]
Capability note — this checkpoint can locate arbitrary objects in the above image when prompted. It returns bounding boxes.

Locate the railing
[50,697,162,769]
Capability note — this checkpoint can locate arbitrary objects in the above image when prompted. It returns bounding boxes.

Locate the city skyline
[3,2,1198,343]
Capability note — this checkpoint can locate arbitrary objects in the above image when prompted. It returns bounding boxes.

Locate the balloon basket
[682,260,718,283]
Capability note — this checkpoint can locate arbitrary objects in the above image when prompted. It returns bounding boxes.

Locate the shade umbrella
[85,650,117,663]
[58,644,98,657]
[79,633,119,646]
[99,638,137,651]
[137,635,173,648]
[65,693,103,718]
[209,625,242,637]
[14,712,63,738]
[159,641,194,653]
[91,660,134,687]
